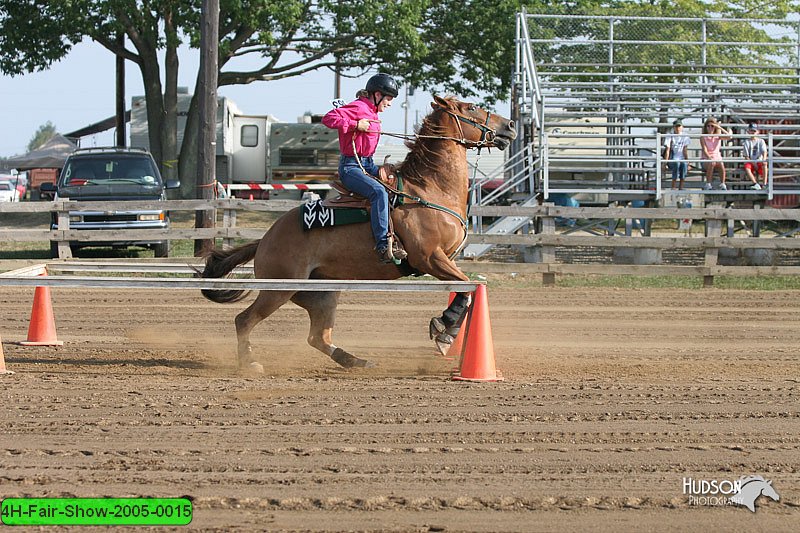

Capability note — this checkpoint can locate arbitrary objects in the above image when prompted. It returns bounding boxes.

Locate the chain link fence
[528,14,800,84]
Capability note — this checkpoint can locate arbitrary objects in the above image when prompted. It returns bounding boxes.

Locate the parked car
[0,181,21,202]
[0,173,27,199]
[40,147,180,257]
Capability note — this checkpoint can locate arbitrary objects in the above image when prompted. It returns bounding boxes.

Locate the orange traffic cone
[452,284,503,382]
[20,284,63,346]
[0,334,14,374]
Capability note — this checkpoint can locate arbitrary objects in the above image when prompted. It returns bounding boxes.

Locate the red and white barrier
[226,183,333,192]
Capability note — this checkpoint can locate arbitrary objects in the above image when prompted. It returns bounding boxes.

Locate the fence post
[703,205,722,287]
[222,199,237,250]
[540,203,556,286]
[55,202,73,259]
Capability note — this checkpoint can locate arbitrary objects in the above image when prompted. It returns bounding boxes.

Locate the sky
[0,40,447,158]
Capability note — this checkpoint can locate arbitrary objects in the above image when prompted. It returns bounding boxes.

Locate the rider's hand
[356,118,371,132]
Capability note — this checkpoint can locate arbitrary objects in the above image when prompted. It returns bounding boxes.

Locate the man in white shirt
[664,119,691,190]
[742,123,768,190]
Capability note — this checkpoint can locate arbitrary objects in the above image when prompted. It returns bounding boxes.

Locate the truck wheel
[153,241,170,258]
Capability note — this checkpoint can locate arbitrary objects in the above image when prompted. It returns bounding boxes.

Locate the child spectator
[700,117,732,190]
[663,119,691,190]
[742,123,768,190]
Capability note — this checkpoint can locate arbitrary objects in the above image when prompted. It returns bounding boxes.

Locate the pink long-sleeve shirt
[322,96,381,157]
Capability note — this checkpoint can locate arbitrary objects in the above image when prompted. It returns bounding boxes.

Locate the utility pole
[402,86,415,136]
[115,32,125,147]
[195,0,219,256]
[334,59,341,99]
[402,85,408,136]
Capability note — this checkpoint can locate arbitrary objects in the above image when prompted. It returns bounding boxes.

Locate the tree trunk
[161,11,179,186]
[139,60,165,170]
[178,91,200,199]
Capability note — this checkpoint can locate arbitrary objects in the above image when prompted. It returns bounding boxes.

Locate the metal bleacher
[463,12,800,259]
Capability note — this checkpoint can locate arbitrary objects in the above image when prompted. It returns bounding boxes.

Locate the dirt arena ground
[1,281,799,531]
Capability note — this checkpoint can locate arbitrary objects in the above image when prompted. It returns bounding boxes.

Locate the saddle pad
[301,199,370,231]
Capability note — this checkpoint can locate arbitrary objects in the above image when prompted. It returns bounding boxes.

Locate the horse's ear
[432,95,449,109]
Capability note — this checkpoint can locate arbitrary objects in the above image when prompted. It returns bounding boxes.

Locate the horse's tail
[198,241,260,303]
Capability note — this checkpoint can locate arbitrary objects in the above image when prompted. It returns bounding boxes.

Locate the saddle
[321,163,400,209]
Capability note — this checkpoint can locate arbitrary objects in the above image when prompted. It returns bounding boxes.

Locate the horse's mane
[397,97,458,187]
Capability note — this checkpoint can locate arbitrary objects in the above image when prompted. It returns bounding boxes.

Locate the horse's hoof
[434,331,454,356]
[429,317,445,340]
[331,347,375,369]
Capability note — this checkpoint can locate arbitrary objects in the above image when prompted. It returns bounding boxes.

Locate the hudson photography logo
[683,475,780,512]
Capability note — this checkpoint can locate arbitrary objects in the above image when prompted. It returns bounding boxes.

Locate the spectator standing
[663,119,691,190]
[700,117,732,190]
[742,123,768,190]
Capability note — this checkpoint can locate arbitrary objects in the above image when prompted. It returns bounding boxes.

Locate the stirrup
[376,245,400,265]
[392,240,408,260]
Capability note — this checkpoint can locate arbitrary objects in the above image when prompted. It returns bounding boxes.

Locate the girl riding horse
[322,73,407,264]
[201,95,516,372]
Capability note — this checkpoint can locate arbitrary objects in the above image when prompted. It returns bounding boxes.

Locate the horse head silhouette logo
[731,476,780,512]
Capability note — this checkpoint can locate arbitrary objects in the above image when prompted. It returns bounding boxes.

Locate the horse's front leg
[410,247,473,356]
[429,291,472,355]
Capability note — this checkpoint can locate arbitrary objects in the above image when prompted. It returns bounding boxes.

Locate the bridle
[444,108,497,148]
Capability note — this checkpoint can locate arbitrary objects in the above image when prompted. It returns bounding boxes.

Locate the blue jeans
[668,161,688,181]
[338,155,389,248]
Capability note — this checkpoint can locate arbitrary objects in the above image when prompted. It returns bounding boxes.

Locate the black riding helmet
[365,74,398,108]
[365,73,399,98]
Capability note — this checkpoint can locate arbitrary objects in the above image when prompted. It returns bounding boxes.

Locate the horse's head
[431,95,517,150]
[761,480,780,502]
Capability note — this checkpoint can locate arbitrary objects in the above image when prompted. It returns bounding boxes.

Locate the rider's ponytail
[355,89,369,99]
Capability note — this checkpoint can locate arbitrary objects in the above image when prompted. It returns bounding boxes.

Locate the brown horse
[200,95,516,372]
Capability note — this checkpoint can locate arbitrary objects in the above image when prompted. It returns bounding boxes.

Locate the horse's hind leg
[291,291,375,369]
[235,290,294,373]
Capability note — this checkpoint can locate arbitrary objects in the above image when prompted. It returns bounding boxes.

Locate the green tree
[27,122,58,152]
